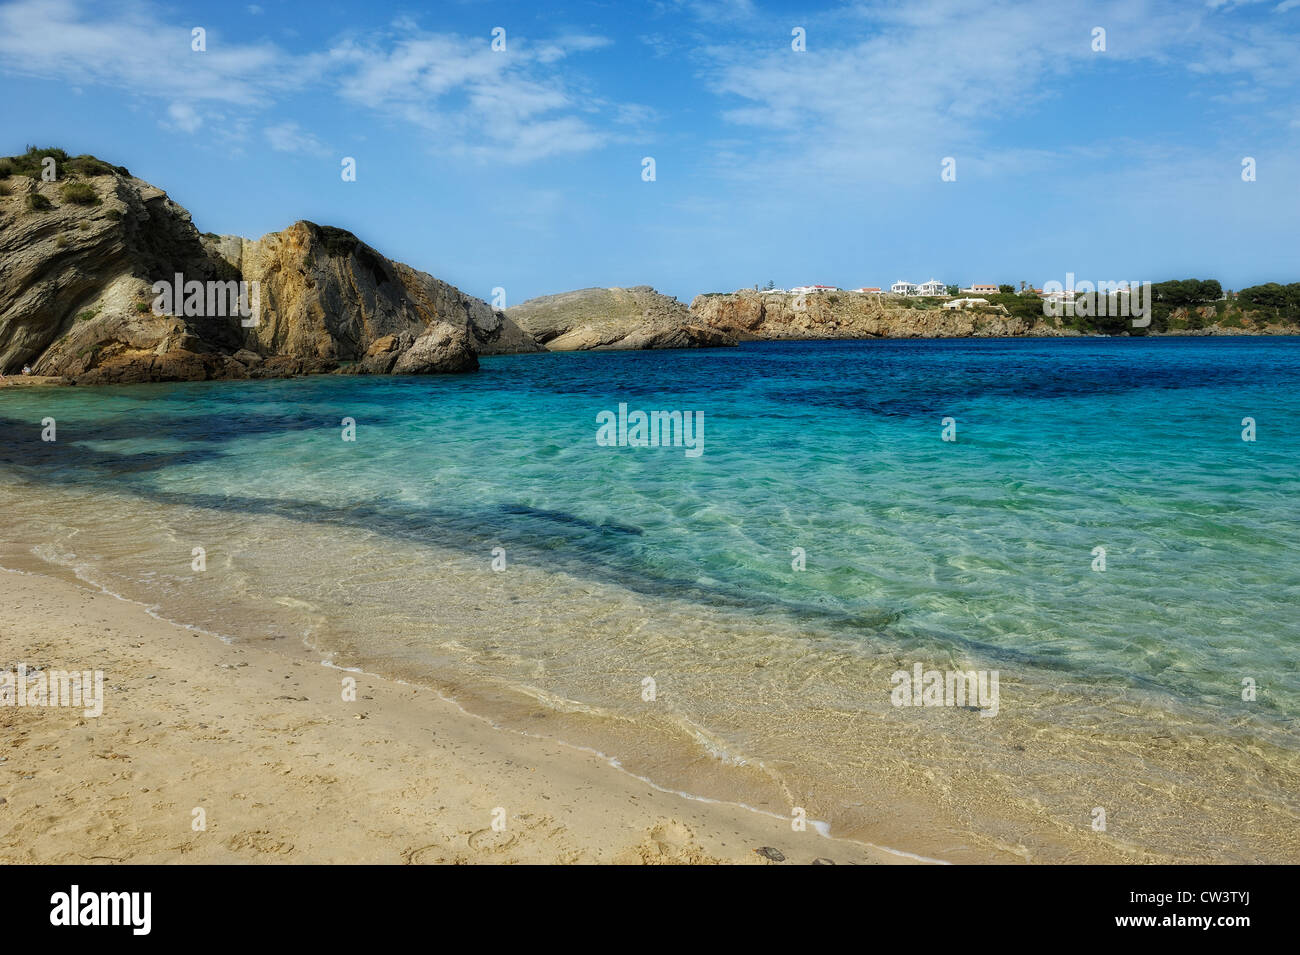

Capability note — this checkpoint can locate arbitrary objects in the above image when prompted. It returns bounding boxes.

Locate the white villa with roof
[890,279,946,297]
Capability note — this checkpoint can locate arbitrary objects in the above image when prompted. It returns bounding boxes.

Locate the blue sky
[2,0,1298,304]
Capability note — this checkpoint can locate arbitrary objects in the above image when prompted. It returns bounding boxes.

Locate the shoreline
[3,334,1296,390]
[0,563,927,865]
[4,335,1297,865]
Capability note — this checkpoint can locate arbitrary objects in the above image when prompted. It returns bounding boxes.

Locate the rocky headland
[0,149,539,385]
[688,289,1060,340]
[506,285,735,351]
[1,148,1291,387]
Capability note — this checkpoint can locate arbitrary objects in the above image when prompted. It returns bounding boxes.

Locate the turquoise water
[3,336,1298,860]
[5,337,1298,713]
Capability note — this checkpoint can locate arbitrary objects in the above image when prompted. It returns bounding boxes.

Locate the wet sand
[0,566,921,865]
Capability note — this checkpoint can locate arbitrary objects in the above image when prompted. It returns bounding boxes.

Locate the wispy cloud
[329,26,617,162]
[165,101,203,133]
[0,0,632,162]
[0,0,319,108]
[689,0,1299,189]
[265,121,327,155]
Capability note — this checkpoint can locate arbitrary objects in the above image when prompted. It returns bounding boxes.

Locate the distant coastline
[2,147,1297,388]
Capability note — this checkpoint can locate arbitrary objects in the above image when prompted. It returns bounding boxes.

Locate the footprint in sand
[620,820,722,865]
[403,844,448,865]
[224,830,294,855]
[467,827,518,853]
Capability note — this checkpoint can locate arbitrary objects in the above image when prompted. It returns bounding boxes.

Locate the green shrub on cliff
[1,148,128,182]
[64,155,118,177]
[59,180,100,205]
[25,192,53,211]
[12,146,69,179]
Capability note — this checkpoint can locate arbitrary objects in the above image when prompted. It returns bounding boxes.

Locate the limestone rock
[354,332,415,375]
[391,324,477,374]
[506,286,737,351]
[0,149,532,384]
[688,289,1068,340]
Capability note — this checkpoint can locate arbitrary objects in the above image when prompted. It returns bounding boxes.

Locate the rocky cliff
[0,148,539,384]
[506,286,736,351]
[688,290,1065,340]
[688,289,1292,340]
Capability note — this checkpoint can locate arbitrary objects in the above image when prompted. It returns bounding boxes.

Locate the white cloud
[165,101,202,133]
[690,0,1300,188]
[265,121,327,155]
[0,0,322,107]
[0,0,631,164]
[329,29,621,162]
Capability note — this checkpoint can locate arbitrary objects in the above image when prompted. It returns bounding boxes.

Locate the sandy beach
[0,566,923,865]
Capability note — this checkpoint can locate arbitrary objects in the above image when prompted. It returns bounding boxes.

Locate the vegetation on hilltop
[0,146,129,180]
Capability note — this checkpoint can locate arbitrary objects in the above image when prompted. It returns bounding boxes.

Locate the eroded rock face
[506,286,736,351]
[0,153,537,383]
[392,324,478,374]
[392,263,541,358]
[0,167,245,382]
[203,221,483,375]
[688,290,1070,340]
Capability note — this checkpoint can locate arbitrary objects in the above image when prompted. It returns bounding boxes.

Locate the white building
[891,280,948,297]
[790,284,841,294]
[942,297,990,310]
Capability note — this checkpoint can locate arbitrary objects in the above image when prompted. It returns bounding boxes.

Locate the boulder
[391,324,477,374]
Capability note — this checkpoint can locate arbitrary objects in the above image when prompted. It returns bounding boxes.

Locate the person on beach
[22,364,32,375]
